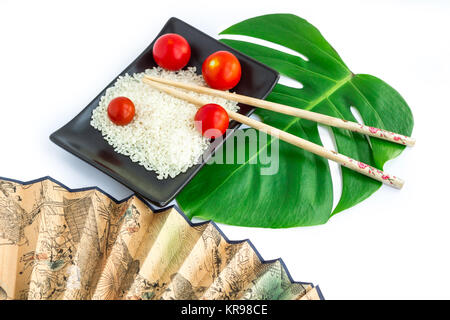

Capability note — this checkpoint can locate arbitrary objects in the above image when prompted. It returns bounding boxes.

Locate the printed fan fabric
[0,177,321,300]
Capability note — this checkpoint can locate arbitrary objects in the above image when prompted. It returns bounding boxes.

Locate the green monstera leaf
[177,14,414,228]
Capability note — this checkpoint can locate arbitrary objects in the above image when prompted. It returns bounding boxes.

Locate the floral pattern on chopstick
[346,157,398,186]
[367,125,409,146]
[355,121,410,145]
[341,118,411,146]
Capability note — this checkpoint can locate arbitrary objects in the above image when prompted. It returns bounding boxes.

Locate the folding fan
[0,177,322,300]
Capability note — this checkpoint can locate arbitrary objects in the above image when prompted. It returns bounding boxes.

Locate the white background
[1,0,449,299]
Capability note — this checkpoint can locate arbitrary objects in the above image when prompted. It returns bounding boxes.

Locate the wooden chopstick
[143,78,405,189]
[144,75,415,147]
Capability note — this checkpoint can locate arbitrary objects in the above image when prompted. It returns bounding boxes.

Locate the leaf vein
[349,79,386,129]
[255,55,339,83]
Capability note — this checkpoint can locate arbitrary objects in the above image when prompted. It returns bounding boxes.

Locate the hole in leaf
[317,124,342,212]
[219,34,309,61]
[278,75,303,89]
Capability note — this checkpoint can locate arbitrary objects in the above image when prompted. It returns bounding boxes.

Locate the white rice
[90,67,239,179]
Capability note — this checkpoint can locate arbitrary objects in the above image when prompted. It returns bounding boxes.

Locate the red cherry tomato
[107,97,135,126]
[202,51,241,90]
[152,33,191,71]
[194,104,229,139]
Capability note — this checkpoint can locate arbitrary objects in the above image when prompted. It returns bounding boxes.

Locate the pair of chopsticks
[143,75,415,189]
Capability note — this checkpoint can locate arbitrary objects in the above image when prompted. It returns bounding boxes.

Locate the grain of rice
[90,67,239,179]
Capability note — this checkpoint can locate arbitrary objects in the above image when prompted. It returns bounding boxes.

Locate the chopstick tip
[407,137,416,147]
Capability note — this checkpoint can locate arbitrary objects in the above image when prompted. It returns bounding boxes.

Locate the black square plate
[50,17,279,206]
